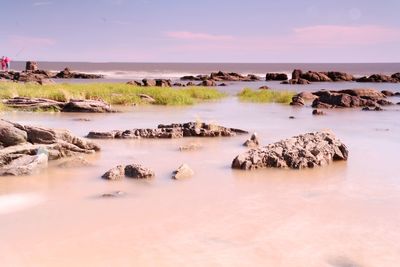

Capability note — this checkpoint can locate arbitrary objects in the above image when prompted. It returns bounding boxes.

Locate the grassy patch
[0,82,226,106]
[237,88,295,104]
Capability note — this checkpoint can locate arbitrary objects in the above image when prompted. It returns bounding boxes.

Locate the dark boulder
[265,73,288,81]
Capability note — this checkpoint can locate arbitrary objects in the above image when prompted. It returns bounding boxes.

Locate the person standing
[4,56,10,71]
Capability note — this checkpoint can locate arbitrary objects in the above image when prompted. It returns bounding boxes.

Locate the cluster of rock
[2,97,115,113]
[232,131,348,170]
[102,164,155,180]
[102,163,194,180]
[127,78,173,87]
[282,69,356,84]
[0,61,103,85]
[180,71,260,85]
[289,88,397,109]
[0,119,100,176]
[87,122,248,139]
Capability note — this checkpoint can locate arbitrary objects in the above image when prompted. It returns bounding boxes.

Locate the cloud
[164,31,234,41]
[33,1,52,6]
[9,36,56,47]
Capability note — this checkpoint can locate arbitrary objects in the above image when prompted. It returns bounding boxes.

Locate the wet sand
[1,91,400,266]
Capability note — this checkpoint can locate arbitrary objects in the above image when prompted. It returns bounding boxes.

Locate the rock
[101,191,125,198]
[180,75,202,81]
[62,99,114,113]
[179,143,202,151]
[356,74,397,83]
[362,106,383,111]
[87,122,248,139]
[102,165,125,180]
[186,82,196,86]
[57,156,90,168]
[25,61,38,71]
[38,79,56,85]
[181,71,259,82]
[199,80,217,86]
[232,131,348,170]
[391,73,400,81]
[0,120,28,147]
[173,82,185,87]
[172,163,194,180]
[3,97,65,111]
[296,91,318,101]
[243,133,260,147]
[246,74,260,81]
[290,96,305,106]
[395,92,400,96]
[292,69,302,80]
[312,109,325,115]
[55,68,103,79]
[265,73,288,81]
[311,88,389,108]
[301,71,332,82]
[155,79,172,87]
[138,94,156,103]
[325,71,355,81]
[142,79,156,87]
[288,78,311,85]
[124,164,154,179]
[258,86,270,90]
[381,90,395,96]
[219,83,227,86]
[127,80,142,86]
[0,153,48,176]
[288,116,295,119]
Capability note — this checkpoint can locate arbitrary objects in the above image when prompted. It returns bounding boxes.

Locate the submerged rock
[87,122,248,139]
[172,164,194,180]
[179,142,202,151]
[232,131,348,170]
[312,109,325,116]
[124,164,155,179]
[3,97,65,111]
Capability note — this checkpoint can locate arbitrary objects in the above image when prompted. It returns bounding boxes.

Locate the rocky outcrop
[0,120,100,176]
[55,68,103,79]
[87,122,248,139]
[289,69,355,83]
[172,164,194,180]
[356,74,398,83]
[232,131,348,170]
[311,88,391,109]
[325,71,355,81]
[296,91,318,101]
[126,80,142,86]
[265,73,288,81]
[199,80,217,86]
[125,164,155,179]
[62,99,115,113]
[381,90,395,97]
[243,133,260,147]
[155,79,172,87]
[180,71,260,82]
[301,71,332,82]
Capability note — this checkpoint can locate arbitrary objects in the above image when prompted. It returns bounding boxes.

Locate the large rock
[265,73,288,81]
[0,154,48,176]
[62,99,114,113]
[3,97,65,111]
[292,69,302,80]
[232,131,348,170]
[124,164,154,179]
[87,122,248,139]
[311,88,389,108]
[155,79,172,87]
[356,74,397,83]
[142,79,156,87]
[325,71,355,81]
[0,120,28,147]
[0,119,100,176]
[301,71,332,82]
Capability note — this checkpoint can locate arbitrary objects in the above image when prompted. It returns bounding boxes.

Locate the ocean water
[11,61,400,80]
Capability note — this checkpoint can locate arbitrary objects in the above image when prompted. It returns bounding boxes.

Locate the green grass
[237,88,295,104]
[0,83,226,106]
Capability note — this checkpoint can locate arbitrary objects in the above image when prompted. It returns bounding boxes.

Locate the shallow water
[1,90,400,266]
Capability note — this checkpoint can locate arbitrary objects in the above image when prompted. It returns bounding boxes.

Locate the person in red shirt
[4,56,10,71]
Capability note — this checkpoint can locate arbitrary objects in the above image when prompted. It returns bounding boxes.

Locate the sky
[1,0,400,63]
